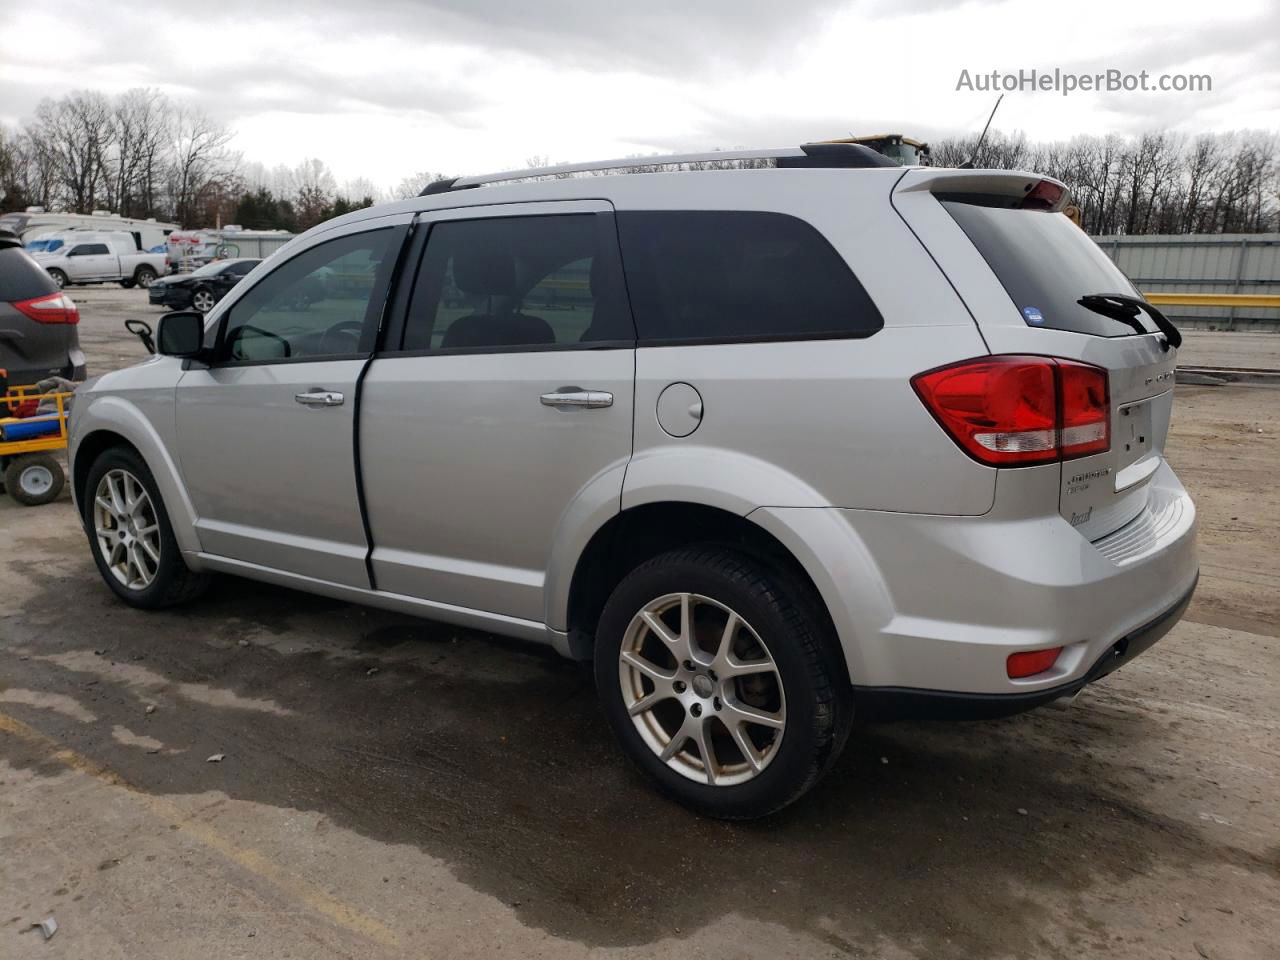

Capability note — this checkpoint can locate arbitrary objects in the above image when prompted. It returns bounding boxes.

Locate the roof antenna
[961,94,1003,169]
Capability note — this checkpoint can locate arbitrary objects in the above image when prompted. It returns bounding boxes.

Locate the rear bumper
[753,459,1198,703]
[852,573,1197,720]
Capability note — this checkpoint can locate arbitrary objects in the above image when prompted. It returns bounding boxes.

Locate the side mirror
[157,311,206,358]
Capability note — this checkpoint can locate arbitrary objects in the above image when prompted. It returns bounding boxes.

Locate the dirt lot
[1,286,1277,959]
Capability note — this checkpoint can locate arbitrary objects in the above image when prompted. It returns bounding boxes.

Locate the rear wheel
[48,268,68,289]
[595,546,851,819]
[4,454,65,506]
[191,287,216,313]
[134,266,157,288]
[120,279,136,289]
[83,447,211,608]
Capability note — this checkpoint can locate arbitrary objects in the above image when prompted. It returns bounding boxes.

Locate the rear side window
[941,198,1155,337]
[0,247,58,301]
[616,211,882,344]
[71,243,110,256]
[400,214,633,352]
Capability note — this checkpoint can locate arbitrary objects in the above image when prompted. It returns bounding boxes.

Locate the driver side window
[220,229,392,363]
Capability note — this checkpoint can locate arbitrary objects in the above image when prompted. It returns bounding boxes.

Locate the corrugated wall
[1093,233,1280,326]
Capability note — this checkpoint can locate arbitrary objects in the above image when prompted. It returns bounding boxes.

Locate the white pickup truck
[32,232,168,289]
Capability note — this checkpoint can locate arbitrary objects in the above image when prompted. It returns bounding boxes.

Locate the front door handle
[540,388,613,409]
[295,390,344,407]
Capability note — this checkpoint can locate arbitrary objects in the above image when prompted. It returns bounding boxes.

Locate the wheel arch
[70,399,203,555]
[559,501,859,680]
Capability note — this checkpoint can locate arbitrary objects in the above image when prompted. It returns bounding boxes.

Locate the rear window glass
[941,198,1156,337]
[0,247,58,301]
[616,211,882,344]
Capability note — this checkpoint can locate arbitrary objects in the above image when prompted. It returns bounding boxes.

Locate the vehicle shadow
[2,564,1268,956]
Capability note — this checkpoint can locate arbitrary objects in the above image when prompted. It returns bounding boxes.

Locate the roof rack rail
[419,142,896,196]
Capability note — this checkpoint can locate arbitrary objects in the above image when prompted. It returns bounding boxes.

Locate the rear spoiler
[892,169,1070,213]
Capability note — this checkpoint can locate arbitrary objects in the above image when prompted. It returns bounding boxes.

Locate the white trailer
[0,208,178,252]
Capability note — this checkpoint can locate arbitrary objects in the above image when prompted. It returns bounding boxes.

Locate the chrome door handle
[295,390,344,407]
[540,389,613,409]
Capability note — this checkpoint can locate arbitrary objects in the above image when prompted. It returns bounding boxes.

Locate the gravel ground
[1,285,1277,959]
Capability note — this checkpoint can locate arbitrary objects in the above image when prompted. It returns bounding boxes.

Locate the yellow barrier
[1143,292,1280,309]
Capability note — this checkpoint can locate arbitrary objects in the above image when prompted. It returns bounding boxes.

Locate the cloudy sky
[1,0,1277,188]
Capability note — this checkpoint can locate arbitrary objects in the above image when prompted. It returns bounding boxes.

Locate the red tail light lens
[1007,646,1063,678]
[12,291,79,324]
[912,356,1109,466]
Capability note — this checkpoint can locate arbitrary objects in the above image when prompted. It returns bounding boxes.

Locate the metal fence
[1094,233,1280,331]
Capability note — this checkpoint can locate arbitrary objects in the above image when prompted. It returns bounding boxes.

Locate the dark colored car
[148,258,260,313]
[0,228,85,387]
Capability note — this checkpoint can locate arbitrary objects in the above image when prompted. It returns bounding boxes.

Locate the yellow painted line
[1143,292,1280,308]
[0,711,400,949]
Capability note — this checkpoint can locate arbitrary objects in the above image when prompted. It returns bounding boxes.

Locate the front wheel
[191,287,217,313]
[83,447,211,608]
[595,547,851,819]
[48,268,68,289]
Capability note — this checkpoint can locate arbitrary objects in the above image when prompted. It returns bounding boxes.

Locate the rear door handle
[295,390,344,407]
[540,389,613,409]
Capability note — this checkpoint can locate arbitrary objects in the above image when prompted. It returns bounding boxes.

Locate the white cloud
[1,0,1275,189]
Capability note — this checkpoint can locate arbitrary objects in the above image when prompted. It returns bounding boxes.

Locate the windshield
[941,197,1157,337]
[191,260,229,277]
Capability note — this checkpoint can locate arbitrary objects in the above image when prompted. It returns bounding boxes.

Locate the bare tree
[111,89,172,218]
[169,105,236,226]
[392,170,451,199]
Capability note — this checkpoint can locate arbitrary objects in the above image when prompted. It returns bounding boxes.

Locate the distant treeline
[4,89,1277,236]
[0,89,430,231]
[930,130,1279,235]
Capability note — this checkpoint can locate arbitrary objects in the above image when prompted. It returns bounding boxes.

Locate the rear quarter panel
[617,170,996,516]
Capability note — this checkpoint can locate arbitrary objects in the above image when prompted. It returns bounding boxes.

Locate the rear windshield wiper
[1077,293,1183,350]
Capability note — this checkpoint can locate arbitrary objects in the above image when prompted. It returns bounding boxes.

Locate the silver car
[67,144,1198,818]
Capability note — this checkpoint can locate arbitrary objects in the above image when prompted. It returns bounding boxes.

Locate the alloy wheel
[93,469,161,590]
[618,592,786,786]
[192,290,216,312]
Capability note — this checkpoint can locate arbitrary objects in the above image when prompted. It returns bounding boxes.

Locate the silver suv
[67,144,1198,818]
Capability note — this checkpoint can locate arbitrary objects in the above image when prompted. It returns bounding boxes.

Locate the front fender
[70,391,203,555]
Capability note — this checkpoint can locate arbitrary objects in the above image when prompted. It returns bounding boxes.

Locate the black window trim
[375,209,637,359]
[208,224,406,369]
[376,206,881,357]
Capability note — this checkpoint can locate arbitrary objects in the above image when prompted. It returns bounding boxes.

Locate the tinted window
[228,260,257,276]
[0,247,58,301]
[941,198,1155,337]
[220,229,393,362]
[400,214,633,352]
[70,243,109,256]
[616,211,882,343]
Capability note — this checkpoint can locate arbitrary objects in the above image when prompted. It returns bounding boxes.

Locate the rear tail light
[912,355,1109,466]
[1007,646,1063,678]
[12,291,79,324]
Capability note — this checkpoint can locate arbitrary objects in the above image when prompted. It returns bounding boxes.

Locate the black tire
[190,286,217,313]
[48,268,68,289]
[4,453,65,506]
[134,266,158,288]
[120,279,136,289]
[82,446,211,608]
[594,546,852,819]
